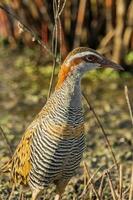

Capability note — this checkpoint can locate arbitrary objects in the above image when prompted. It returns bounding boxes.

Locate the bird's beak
[100,57,124,71]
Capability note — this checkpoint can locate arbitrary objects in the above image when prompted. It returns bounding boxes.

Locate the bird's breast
[41,102,84,138]
[28,94,85,189]
[29,130,85,189]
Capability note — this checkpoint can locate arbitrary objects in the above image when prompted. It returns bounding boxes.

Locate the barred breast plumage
[28,82,85,190]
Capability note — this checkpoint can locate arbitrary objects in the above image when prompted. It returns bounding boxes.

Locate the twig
[124,85,133,126]
[0,4,54,60]
[82,92,119,171]
[0,3,65,100]
[0,126,13,156]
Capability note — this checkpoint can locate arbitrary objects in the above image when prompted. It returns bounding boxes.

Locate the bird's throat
[56,74,82,109]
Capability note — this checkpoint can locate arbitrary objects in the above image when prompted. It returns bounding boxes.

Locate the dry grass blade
[0,126,13,156]
[80,164,102,198]
[19,187,25,200]
[98,30,115,49]
[107,170,117,200]
[8,185,15,200]
[119,164,123,200]
[124,85,133,126]
[98,173,106,199]
[47,0,58,99]
[129,165,133,200]
[47,57,57,99]
[83,161,101,200]
[58,0,67,16]
[82,92,119,171]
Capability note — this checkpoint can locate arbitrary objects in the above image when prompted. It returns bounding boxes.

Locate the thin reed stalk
[82,92,119,171]
[47,0,59,99]
[119,164,123,200]
[107,170,117,200]
[47,0,66,99]
[124,85,133,126]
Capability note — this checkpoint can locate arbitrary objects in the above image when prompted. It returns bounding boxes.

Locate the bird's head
[56,47,123,89]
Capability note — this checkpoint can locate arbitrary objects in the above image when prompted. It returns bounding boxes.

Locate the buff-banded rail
[0,47,123,200]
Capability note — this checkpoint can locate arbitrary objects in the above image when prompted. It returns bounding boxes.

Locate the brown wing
[1,99,56,186]
[2,129,33,186]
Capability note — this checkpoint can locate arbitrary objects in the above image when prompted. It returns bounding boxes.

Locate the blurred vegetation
[0,0,133,199]
[0,0,133,68]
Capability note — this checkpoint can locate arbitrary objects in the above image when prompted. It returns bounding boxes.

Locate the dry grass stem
[124,85,133,126]
[8,185,15,200]
[129,165,133,200]
[80,164,102,198]
[98,174,106,199]
[119,164,123,200]
[98,30,115,50]
[0,126,13,156]
[93,163,116,197]
[19,188,25,200]
[47,0,66,99]
[82,92,119,171]
[83,162,101,200]
[107,171,117,200]
[58,0,67,16]
[47,0,58,99]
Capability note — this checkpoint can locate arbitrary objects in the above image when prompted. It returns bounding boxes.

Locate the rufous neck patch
[55,58,83,90]
[55,64,71,90]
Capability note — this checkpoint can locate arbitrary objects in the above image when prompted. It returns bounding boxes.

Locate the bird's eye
[86,55,95,62]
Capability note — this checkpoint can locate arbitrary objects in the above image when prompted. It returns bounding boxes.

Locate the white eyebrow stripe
[65,51,102,64]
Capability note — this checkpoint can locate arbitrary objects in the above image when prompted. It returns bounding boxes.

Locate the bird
[1,47,123,200]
